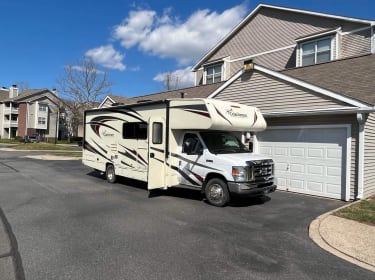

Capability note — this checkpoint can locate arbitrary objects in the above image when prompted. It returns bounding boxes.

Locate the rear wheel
[106,164,116,183]
[204,178,230,207]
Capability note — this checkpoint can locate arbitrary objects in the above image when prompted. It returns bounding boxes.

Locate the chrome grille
[247,159,274,181]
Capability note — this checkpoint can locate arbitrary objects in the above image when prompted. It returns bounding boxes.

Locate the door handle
[150,153,155,158]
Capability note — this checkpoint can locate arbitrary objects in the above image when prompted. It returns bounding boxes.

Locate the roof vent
[111,102,124,106]
[137,100,152,103]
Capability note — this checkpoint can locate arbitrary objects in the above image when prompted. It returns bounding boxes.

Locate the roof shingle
[283,54,375,105]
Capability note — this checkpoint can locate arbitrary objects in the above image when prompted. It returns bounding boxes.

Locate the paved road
[0,150,374,280]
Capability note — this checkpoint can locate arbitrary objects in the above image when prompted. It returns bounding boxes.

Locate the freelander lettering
[226,109,247,118]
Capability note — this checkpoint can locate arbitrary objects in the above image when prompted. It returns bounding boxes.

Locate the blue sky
[1,0,374,98]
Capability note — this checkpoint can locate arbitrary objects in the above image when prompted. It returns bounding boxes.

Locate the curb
[309,200,375,272]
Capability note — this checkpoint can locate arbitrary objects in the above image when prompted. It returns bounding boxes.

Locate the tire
[204,178,230,207]
[106,164,116,183]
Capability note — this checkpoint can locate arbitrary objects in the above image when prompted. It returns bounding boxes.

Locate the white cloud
[153,66,194,88]
[113,10,156,48]
[85,45,126,71]
[70,65,104,74]
[113,4,247,65]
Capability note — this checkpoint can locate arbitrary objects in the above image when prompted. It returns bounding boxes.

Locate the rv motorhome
[82,98,276,206]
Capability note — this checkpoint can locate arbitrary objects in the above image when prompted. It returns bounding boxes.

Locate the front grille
[247,159,274,181]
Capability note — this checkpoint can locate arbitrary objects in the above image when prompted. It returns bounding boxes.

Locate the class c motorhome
[82,98,276,206]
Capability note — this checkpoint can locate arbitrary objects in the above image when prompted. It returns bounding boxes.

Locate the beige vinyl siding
[341,28,372,58]
[208,8,367,63]
[254,47,297,70]
[264,115,358,200]
[215,70,351,113]
[364,113,375,198]
[195,69,204,85]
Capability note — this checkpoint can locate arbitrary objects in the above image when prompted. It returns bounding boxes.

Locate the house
[0,85,68,141]
[98,4,375,201]
[192,4,375,201]
[97,83,224,108]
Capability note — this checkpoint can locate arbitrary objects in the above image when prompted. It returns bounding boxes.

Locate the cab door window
[182,133,202,155]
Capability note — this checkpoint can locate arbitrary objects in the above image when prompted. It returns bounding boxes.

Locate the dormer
[198,57,230,85]
[295,28,340,67]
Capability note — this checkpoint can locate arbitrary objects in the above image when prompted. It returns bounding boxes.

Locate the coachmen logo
[102,129,114,137]
[226,109,247,118]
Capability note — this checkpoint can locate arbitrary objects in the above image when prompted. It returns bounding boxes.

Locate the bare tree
[57,57,112,138]
[163,72,180,91]
[14,81,30,92]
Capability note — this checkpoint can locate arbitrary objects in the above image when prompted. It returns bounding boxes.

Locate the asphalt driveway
[0,150,373,280]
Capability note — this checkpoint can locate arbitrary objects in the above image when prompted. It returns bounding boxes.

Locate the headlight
[232,166,254,182]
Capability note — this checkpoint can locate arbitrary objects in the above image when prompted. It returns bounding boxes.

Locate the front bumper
[227,182,277,197]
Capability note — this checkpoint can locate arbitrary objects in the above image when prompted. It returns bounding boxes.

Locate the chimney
[9,85,18,98]
[51,88,58,96]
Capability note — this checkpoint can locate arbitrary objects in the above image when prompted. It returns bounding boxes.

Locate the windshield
[200,131,249,154]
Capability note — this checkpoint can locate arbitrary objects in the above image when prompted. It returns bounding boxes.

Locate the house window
[39,104,48,112]
[301,37,331,66]
[205,64,222,84]
[38,117,46,125]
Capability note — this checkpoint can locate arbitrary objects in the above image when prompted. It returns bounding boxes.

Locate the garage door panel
[290,147,304,157]
[307,165,324,176]
[307,148,325,159]
[290,163,304,173]
[327,166,341,177]
[275,147,288,156]
[257,126,347,199]
[327,183,341,195]
[327,148,342,159]
[306,181,324,192]
[290,179,304,189]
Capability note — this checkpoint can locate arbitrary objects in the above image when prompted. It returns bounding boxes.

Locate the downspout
[371,23,375,54]
[25,102,29,136]
[356,113,365,199]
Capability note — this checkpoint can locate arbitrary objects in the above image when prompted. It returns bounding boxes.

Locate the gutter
[263,107,375,118]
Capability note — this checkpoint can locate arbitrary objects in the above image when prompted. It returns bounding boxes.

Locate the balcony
[3,107,19,114]
[3,120,18,128]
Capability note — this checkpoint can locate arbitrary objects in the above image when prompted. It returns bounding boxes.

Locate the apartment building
[0,85,65,140]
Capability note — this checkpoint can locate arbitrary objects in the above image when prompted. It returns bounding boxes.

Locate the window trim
[39,104,48,112]
[299,36,333,67]
[204,63,224,84]
[38,117,46,125]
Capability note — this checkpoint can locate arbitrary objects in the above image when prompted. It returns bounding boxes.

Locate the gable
[214,70,354,113]
[208,7,368,63]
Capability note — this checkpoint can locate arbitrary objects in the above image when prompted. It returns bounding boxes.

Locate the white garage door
[257,126,350,200]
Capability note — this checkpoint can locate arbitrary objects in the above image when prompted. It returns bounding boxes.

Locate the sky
[1,0,374,99]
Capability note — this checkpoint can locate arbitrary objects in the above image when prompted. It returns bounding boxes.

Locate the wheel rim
[107,167,114,181]
[208,184,224,203]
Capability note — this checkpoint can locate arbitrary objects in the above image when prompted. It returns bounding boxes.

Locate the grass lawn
[334,196,375,226]
[11,143,82,151]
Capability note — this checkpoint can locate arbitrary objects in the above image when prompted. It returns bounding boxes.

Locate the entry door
[257,126,349,200]
[147,117,166,190]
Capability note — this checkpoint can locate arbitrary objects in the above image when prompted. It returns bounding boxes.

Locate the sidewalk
[310,202,375,272]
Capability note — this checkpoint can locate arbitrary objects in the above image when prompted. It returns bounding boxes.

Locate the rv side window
[123,122,147,139]
[152,122,163,144]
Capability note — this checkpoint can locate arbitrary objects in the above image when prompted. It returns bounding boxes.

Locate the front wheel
[106,164,116,183]
[204,178,230,207]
